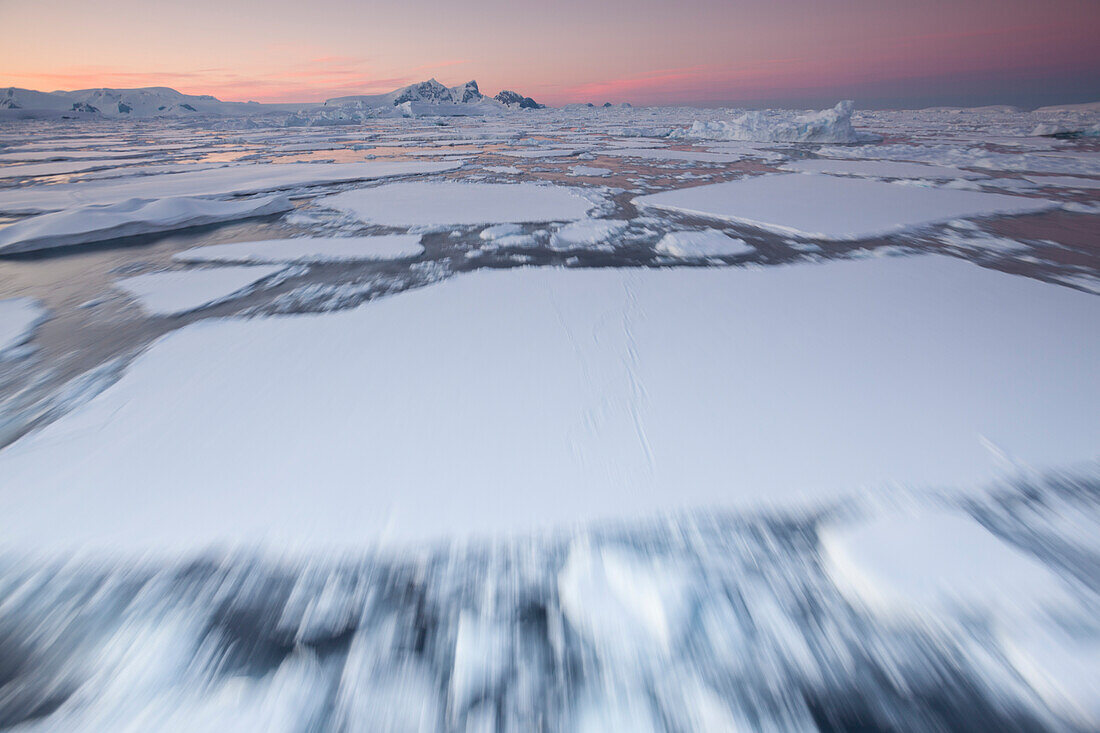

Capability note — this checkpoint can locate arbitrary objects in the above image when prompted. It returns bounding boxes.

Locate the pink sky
[2,0,1097,107]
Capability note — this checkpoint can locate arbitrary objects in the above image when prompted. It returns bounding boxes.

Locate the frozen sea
[0,104,1098,732]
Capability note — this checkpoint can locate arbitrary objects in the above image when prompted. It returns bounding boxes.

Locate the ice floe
[548,219,628,250]
[114,265,285,316]
[783,158,984,180]
[322,181,595,227]
[0,195,292,253]
[0,297,46,359]
[635,174,1056,240]
[654,229,752,257]
[0,161,461,214]
[175,235,424,264]
[1,255,1098,550]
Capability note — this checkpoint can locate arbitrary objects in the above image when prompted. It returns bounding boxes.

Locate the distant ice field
[1,254,1097,551]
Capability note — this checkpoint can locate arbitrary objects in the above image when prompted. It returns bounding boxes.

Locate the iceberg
[672,100,882,143]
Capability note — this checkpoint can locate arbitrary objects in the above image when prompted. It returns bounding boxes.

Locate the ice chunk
[115,265,285,316]
[821,512,1081,619]
[175,235,423,264]
[655,229,752,257]
[635,174,1056,240]
[558,543,694,658]
[672,101,880,143]
[322,181,595,226]
[548,219,628,250]
[0,297,46,359]
[0,195,292,253]
[1002,624,1100,728]
[451,612,510,711]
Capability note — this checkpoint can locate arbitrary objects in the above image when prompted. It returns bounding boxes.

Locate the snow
[322,181,595,227]
[0,195,292,254]
[634,174,1056,240]
[655,229,752,257]
[0,297,46,359]
[175,235,423,264]
[782,158,983,180]
[548,219,628,250]
[672,100,880,143]
[1,255,1098,551]
[0,161,461,214]
[114,266,285,316]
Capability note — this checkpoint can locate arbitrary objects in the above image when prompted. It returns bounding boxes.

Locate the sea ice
[634,174,1056,240]
[175,235,423,264]
[558,543,693,659]
[0,297,46,359]
[0,195,292,253]
[569,165,612,177]
[1024,175,1100,189]
[114,265,285,316]
[654,229,752,257]
[783,159,983,180]
[823,510,1100,727]
[548,219,628,250]
[322,181,595,227]
[1,255,1098,550]
[600,148,747,164]
[0,161,461,214]
[821,512,1082,618]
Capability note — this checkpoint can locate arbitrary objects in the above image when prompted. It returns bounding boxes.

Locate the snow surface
[783,159,984,180]
[0,195,291,253]
[672,100,879,143]
[322,182,595,226]
[1,255,1098,550]
[635,174,1056,240]
[175,235,424,264]
[0,161,461,214]
[654,229,752,257]
[114,266,285,316]
[0,297,46,359]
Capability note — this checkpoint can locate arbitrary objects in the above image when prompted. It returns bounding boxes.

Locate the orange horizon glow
[2,0,1098,108]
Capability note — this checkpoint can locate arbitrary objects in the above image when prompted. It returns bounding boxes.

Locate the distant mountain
[1,86,302,119]
[0,80,545,122]
[323,79,542,115]
[493,90,543,109]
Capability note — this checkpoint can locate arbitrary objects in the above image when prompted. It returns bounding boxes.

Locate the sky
[1,0,1098,108]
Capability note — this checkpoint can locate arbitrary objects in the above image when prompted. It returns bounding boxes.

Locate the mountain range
[0,79,544,121]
